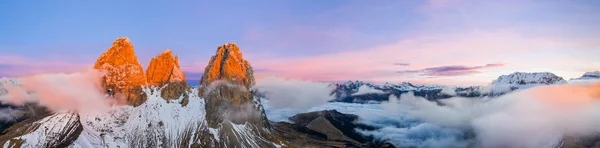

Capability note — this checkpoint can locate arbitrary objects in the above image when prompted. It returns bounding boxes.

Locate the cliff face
[146,49,189,100]
[200,43,254,93]
[199,43,283,147]
[200,43,261,124]
[146,49,186,86]
[93,37,147,106]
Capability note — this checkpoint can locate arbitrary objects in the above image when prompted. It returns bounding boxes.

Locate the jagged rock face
[199,43,281,147]
[199,43,260,124]
[146,49,188,100]
[200,43,254,92]
[146,49,186,86]
[0,112,82,147]
[93,37,148,106]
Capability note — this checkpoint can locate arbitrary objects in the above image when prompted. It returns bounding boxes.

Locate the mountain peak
[94,37,147,106]
[198,43,278,147]
[571,71,600,80]
[200,43,254,89]
[492,72,566,85]
[146,49,186,86]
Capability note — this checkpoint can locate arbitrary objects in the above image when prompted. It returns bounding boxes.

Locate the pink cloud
[398,63,505,77]
[248,30,600,85]
[1,69,113,113]
[0,55,89,77]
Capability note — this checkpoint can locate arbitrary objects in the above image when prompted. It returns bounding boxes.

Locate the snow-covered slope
[0,77,20,96]
[333,72,570,103]
[492,72,567,85]
[1,86,212,147]
[571,71,600,80]
[72,87,210,147]
[1,111,82,147]
[0,83,288,147]
[483,72,567,96]
[331,81,477,103]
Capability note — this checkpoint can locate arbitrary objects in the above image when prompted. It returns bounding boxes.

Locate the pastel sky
[1,0,599,86]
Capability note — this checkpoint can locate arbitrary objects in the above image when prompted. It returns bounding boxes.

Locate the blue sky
[1,0,599,85]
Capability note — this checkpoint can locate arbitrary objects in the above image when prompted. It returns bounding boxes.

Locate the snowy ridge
[4,111,81,147]
[73,87,208,147]
[332,81,460,103]
[483,72,567,96]
[491,72,566,85]
[2,82,282,147]
[0,77,20,96]
[340,81,443,92]
[1,85,214,147]
[570,71,600,80]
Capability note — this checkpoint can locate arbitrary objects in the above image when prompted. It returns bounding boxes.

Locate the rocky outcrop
[199,43,284,147]
[146,49,186,86]
[199,43,254,95]
[146,50,188,100]
[94,37,147,106]
[273,110,395,148]
[199,43,262,126]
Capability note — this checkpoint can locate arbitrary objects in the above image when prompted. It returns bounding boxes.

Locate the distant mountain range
[570,71,600,80]
[330,71,594,103]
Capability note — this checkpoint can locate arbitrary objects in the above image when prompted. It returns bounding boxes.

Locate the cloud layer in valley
[263,78,600,147]
[352,85,386,96]
[255,77,334,110]
[390,83,600,147]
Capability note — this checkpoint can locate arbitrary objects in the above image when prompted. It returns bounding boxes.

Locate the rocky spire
[199,43,257,105]
[146,49,186,86]
[94,37,147,106]
[200,43,254,90]
[199,43,283,147]
[146,49,189,101]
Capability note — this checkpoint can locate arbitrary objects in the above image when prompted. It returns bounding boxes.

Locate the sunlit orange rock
[93,37,147,106]
[146,49,189,101]
[200,43,254,89]
[146,49,186,86]
[199,43,269,128]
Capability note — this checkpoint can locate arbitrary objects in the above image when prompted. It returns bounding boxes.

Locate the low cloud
[398,63,504,77]
[352,85,386,96]
[440,86,457,96]
[389,83,600,148]
[0,69,112,113]
[255,77,334,110]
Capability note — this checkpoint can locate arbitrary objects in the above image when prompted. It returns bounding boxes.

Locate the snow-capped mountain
[491,72,566,85]
[0,38,389,147]
[483,72,567,96]
[571,71,600,80]
[0,78,20,96]
[0,86,212,147]
[330,81,480,103]
[331,72,570,103]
